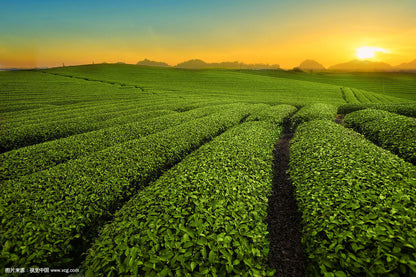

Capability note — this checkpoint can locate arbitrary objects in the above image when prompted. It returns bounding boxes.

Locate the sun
[356,46,390,60]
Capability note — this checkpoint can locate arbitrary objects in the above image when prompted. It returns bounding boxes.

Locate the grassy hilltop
[242,69,416,101]
[46,64,347,106]
[1,64,414,114]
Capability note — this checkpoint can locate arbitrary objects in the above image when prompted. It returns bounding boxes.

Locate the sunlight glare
[356,46,390,60]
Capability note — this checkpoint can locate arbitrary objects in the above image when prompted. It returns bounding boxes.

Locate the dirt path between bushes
[266,132,307,276]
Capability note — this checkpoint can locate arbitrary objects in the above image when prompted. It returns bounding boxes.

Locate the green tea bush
[341,88,360,104]
[0,104,242,180]
[85,120,281,276]
[4,99,163,127]
[344,109,416,164]
[290,103,337,130]
[0,99,231,153]
[246,104,297,124]
[290,120,416,276]
[353,88,372,103]
[0,108,170,152]
[341,87,383,104]
[338,103,416,117]
[0,106,250,269]
[361,90,391,103]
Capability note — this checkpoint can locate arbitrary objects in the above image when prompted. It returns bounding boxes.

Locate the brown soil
[266,133,307,276]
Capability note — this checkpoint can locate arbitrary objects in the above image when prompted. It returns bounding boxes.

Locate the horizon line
[2,57,416,71]
[2,61,416,74]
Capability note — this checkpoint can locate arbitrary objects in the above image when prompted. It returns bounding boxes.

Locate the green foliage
[338,103,416,117]
[0,64,414,274]
[352,88,371,103]
[0,100,230,153]
[85,119,284,276]
[0,106,251,269]
[341,87,360,104]
[47,64,346,105]
[246,104,297,124]
[344,109,416,164]
[341,87,395,104]
[290,103,338,130]
[0,104,242,180]
[242,69,416,102]
[0,70,149,113]
[290,120,416,276]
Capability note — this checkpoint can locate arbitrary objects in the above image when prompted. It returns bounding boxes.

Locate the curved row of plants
[3,97,230,127]
[353,89,376,103]
[344,109,416,165]
[3,99,167,127]
[0,104,242,181]
[290,120,416,276]
[341,87,390,104]
[290,103,338,130]
[338,103,416,117]
[84,117,290,276]
[245,104,297,124]
[341,87,360,104]
[0,108,169,153]
[0,99,230,153]
[0,106,252,269]
[1,84,169,112]
[0,71,134,114]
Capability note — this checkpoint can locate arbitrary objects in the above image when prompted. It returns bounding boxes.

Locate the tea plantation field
[243,70,416,102]
[1,64,416,276]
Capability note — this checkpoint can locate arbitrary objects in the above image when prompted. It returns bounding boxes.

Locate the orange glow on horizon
[3,27,414,70]
[1,1,416,70]
[1,39,413,70]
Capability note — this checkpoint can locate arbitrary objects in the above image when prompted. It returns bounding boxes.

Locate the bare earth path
[267,132,307,276]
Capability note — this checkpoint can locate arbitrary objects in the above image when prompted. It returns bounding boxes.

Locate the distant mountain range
[3,58,416,72]
[296,59,416,73]
[137,59,170,67]
[294,59,326,72]
[136,58,280,70]
[136,58,416,72]
[395,59,416,71]
[328,60,394,72]
[175,59,281,70]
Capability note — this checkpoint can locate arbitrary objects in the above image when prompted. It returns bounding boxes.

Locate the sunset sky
[1,0,416,69]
